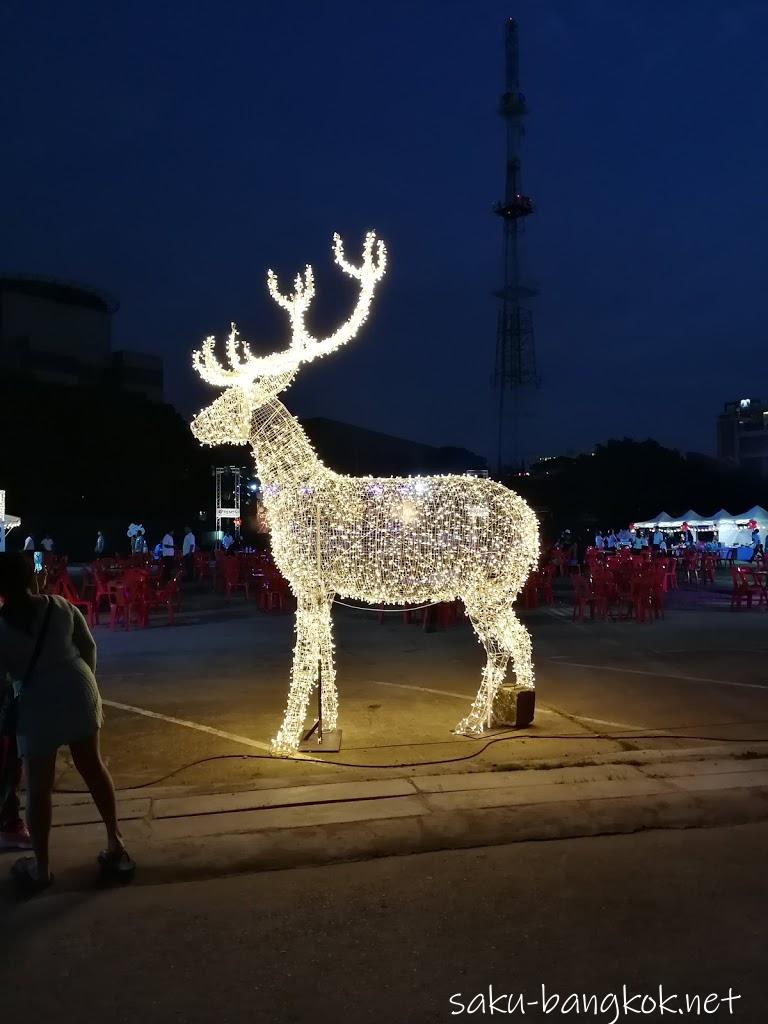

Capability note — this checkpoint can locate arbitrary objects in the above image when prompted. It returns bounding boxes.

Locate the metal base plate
[298,729,342,753]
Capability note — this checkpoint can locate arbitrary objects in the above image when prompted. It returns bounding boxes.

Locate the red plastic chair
[88,568,112,617]
[751,569,768,609]
[59,573,98,628]
[108,581,146,630]
[663,558,678,591]
[145,574,181,625]
[259,573,292,612]
[650,569,666,619]
[552,549,568,577]
[221,557,250,601]
[521,572,539,609]
[700,556,716,584]
[571,575,593,622]
[628,575,653,623]
[123,567,150,589]
[590,570,617,621]
[682,551,699,584]
[537,564,555,606]
[730,568,754,611]
[193,550,211,584]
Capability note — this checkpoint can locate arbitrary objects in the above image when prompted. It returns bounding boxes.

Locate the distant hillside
[302,417,487,477]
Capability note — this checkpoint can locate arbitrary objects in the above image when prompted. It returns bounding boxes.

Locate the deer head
[190,231,387,446]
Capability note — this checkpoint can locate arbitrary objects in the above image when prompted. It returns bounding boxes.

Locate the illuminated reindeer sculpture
[191,232,539,754]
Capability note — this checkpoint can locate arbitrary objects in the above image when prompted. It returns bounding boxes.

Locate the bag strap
[21,596,54,689]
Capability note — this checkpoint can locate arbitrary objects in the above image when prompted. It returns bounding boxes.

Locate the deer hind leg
[455,602,534,738]
[318,593,338,731]
[271,596,323,755]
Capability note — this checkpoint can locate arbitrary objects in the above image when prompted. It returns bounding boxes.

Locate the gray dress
[0,595,103,756]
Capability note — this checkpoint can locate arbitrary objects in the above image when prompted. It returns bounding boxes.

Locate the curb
[19,752,768,889]
[39,785,768,890]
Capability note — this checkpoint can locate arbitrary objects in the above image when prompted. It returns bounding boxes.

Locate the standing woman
[0,553,134,893]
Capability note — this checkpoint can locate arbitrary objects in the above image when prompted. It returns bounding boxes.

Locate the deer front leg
[271,596,321,755]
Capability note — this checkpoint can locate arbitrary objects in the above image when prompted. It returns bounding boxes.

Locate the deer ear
[191,388,252,447]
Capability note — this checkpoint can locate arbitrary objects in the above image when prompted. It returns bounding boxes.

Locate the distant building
[0,275,163,401]
[717,398,768,475]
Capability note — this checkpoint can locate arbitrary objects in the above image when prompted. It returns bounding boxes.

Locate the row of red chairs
[730,567,768,611]
[214,552,293,612]
[519,564,555,609]
[586,550,725,587]
[44,567,98,627]
[89,566,182,629]
[44,561,182,630]
[572,566,667,624]
[42,550,292,627]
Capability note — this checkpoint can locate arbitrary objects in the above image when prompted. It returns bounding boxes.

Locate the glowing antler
[192,325,261,386]
[191,232,387,388]
[281,231,387,366]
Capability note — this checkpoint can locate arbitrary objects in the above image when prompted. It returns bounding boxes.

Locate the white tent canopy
[634,506,768,546]
[743,505,768,522]
[634,511,712,528]
[716,506,768,547]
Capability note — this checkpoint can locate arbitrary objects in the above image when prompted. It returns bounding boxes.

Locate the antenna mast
[493,17,539,476]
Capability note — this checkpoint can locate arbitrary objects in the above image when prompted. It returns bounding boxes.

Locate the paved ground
[59,573,768,796]
[3,823,766,1023]
[7,748,765,891]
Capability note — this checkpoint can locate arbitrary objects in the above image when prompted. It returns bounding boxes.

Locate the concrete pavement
[3,824,767,1023]
[5,743,768,889]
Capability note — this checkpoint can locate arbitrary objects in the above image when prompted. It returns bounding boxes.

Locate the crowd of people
[21,523,210,584]
[557,523,756,562]
[591,527,679,553]
[126,523,199,581]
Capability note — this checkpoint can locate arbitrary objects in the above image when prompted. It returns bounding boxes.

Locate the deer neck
[250,399,323,488]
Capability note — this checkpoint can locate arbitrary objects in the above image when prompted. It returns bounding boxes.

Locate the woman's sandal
[98,847,136,882]
[11,856,53,896]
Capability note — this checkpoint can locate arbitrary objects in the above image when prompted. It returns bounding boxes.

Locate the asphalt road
[59,577,768,794]
[3,824,766,1023]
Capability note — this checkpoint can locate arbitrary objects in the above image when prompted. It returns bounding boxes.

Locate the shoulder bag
[0,596,55,737]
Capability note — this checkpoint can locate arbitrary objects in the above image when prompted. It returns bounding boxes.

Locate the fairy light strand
[190,232,539,755]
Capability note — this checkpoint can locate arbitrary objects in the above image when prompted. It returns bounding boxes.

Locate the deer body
[191,232,539,754]
[257,406,536,606]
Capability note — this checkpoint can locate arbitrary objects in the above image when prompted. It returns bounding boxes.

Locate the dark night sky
[4,0,767,463]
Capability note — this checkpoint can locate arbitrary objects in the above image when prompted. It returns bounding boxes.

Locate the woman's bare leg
[25,749,58,879]
[69,733,123,853]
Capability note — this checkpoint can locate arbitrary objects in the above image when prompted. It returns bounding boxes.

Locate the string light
[191,232,539,755]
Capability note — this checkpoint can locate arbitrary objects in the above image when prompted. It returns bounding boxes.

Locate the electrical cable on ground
[53,731,768,794]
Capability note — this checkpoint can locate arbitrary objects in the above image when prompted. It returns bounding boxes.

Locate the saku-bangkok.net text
[449,984,742,1020]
